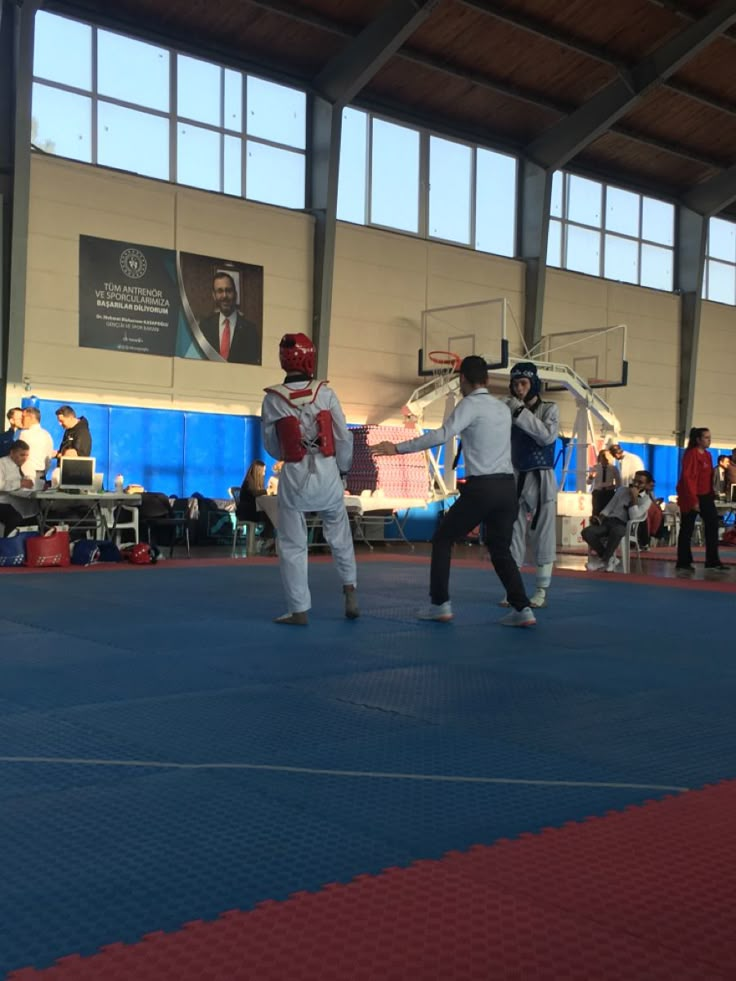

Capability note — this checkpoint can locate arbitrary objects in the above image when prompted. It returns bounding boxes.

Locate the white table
[12,490,142,539]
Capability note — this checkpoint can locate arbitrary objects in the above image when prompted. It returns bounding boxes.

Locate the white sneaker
[498,606,536,628]
[416,602,454,622]
[605,556,620,573]
[586,555,604,571]
[529,588,547,608]
[498,597,511,607]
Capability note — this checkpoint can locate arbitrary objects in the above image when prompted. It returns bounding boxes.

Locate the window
[429,136,472,245]
[336,110,517,256]
[549,170,675,290]
[337,108,368,225]
[704,217,736,305]
[475,147,516,257]
[370,118,420,233]
[31,83,92,161]
[32,11,307,207]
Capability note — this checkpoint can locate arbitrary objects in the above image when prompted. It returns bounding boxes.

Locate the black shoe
[704,563,730,571]
[675,564,695,574]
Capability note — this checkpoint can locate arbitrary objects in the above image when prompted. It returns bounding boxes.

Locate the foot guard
[344,587,360,619]
[273,612,309,626]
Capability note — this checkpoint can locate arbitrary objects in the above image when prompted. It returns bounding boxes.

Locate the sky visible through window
[30,10,736,303]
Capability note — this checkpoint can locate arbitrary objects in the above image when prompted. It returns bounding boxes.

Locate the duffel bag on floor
[25,529,71,568]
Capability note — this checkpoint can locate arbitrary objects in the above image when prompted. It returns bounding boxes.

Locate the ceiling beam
[681,162,736,216]
[460,0,736,119]
[525,0,736,170]
[312,0,443,106]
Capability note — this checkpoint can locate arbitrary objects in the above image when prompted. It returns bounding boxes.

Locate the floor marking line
[0,756,689,792]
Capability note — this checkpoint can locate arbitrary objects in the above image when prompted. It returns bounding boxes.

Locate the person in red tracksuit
[676,427,728,573]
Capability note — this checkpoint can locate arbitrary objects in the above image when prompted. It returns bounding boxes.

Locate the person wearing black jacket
[55,406,92,458]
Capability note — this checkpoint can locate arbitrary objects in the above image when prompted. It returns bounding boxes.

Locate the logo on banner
[119,247,148,280]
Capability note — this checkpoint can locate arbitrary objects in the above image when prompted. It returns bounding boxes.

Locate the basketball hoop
[427,350,461,376]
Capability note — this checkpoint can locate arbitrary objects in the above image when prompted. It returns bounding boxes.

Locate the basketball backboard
[537,325,628,391]
[418,298,510,376]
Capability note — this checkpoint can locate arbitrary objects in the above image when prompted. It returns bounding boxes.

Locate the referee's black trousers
[429,474,530,611]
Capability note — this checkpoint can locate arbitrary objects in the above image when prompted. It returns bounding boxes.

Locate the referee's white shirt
[396,388,513,477]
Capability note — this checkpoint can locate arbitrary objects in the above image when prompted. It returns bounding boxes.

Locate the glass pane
[567,175,602,227]
[605,186,640,237]
[224,69,243,132]
[640,243,674,291]
[98,101,169,180]
[246,77,305,149]
[429,136,472,245]
[708,217,736,263]
[642,196,674,246]
[370,118,419,233]
[246,141,305,208]
[177,54,220,127]
[550,171,563,218]
[547,219,562,267]
[224,136,242,197]
[34,12,91,90]
[178,124,220,192]
[31,83,91,161]
[566,224,601,276]
[98,31,169,112]
[475,147,516,257]
[705,259,736,305]
[604,234,638,284]
[337,108,368,225]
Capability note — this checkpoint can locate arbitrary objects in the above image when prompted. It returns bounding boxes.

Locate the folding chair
[228,487,258,557]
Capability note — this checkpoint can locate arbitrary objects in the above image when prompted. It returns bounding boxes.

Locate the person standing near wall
[589,447,620,516]
[503,362,559,609]
[54,405,92,459]
[371,355,534,627]
[261,333,359,625]
[20,407,54,482]
[676,427,728,574]
[0,408,23,458]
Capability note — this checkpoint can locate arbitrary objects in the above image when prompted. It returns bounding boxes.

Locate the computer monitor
[59,456,96,491]
[731,484,736,504]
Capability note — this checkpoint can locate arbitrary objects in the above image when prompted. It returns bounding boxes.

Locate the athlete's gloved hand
[507,397,525,415]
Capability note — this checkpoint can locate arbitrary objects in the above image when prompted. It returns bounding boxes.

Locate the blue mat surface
[1,560,735,976]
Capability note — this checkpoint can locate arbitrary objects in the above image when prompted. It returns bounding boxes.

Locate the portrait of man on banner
[178,252,263,365]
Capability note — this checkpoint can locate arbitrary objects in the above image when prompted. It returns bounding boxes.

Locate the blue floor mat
[1,560,735,975]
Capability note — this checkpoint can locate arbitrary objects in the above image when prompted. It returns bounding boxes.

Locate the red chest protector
[264,381,336,462]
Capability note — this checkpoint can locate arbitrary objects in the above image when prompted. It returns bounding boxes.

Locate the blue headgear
[509,361,540,400]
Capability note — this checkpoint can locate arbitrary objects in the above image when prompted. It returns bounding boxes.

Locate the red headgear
[279,333,316,377]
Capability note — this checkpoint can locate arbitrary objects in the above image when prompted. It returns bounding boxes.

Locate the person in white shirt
[20,407,54,481]
[261,333,358,625]
[371,355,535,627]
[0,440,38,534]
[609,444,646,486]
[582,470,654,572]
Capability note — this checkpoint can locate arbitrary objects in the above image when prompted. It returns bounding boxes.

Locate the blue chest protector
[511,404,556,472]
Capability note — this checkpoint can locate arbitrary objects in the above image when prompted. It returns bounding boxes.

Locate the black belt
[464,473,514,481]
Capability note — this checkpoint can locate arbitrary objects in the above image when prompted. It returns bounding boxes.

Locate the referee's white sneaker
[416,601,454,622]
[498,606,536,628]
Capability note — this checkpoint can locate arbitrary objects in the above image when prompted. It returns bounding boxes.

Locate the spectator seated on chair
[0,440,39,535]
[237,459,275,547]
[582,470,654,573]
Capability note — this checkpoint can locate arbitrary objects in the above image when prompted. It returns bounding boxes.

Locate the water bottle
[114,474,124,492]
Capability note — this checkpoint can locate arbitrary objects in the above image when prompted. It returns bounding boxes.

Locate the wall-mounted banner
[79,235,264,365]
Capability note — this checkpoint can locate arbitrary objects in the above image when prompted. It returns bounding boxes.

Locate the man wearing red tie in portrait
[199,271,261,365]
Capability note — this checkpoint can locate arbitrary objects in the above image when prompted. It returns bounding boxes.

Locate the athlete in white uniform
[261,333,359,626]
[505,361,559,609]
